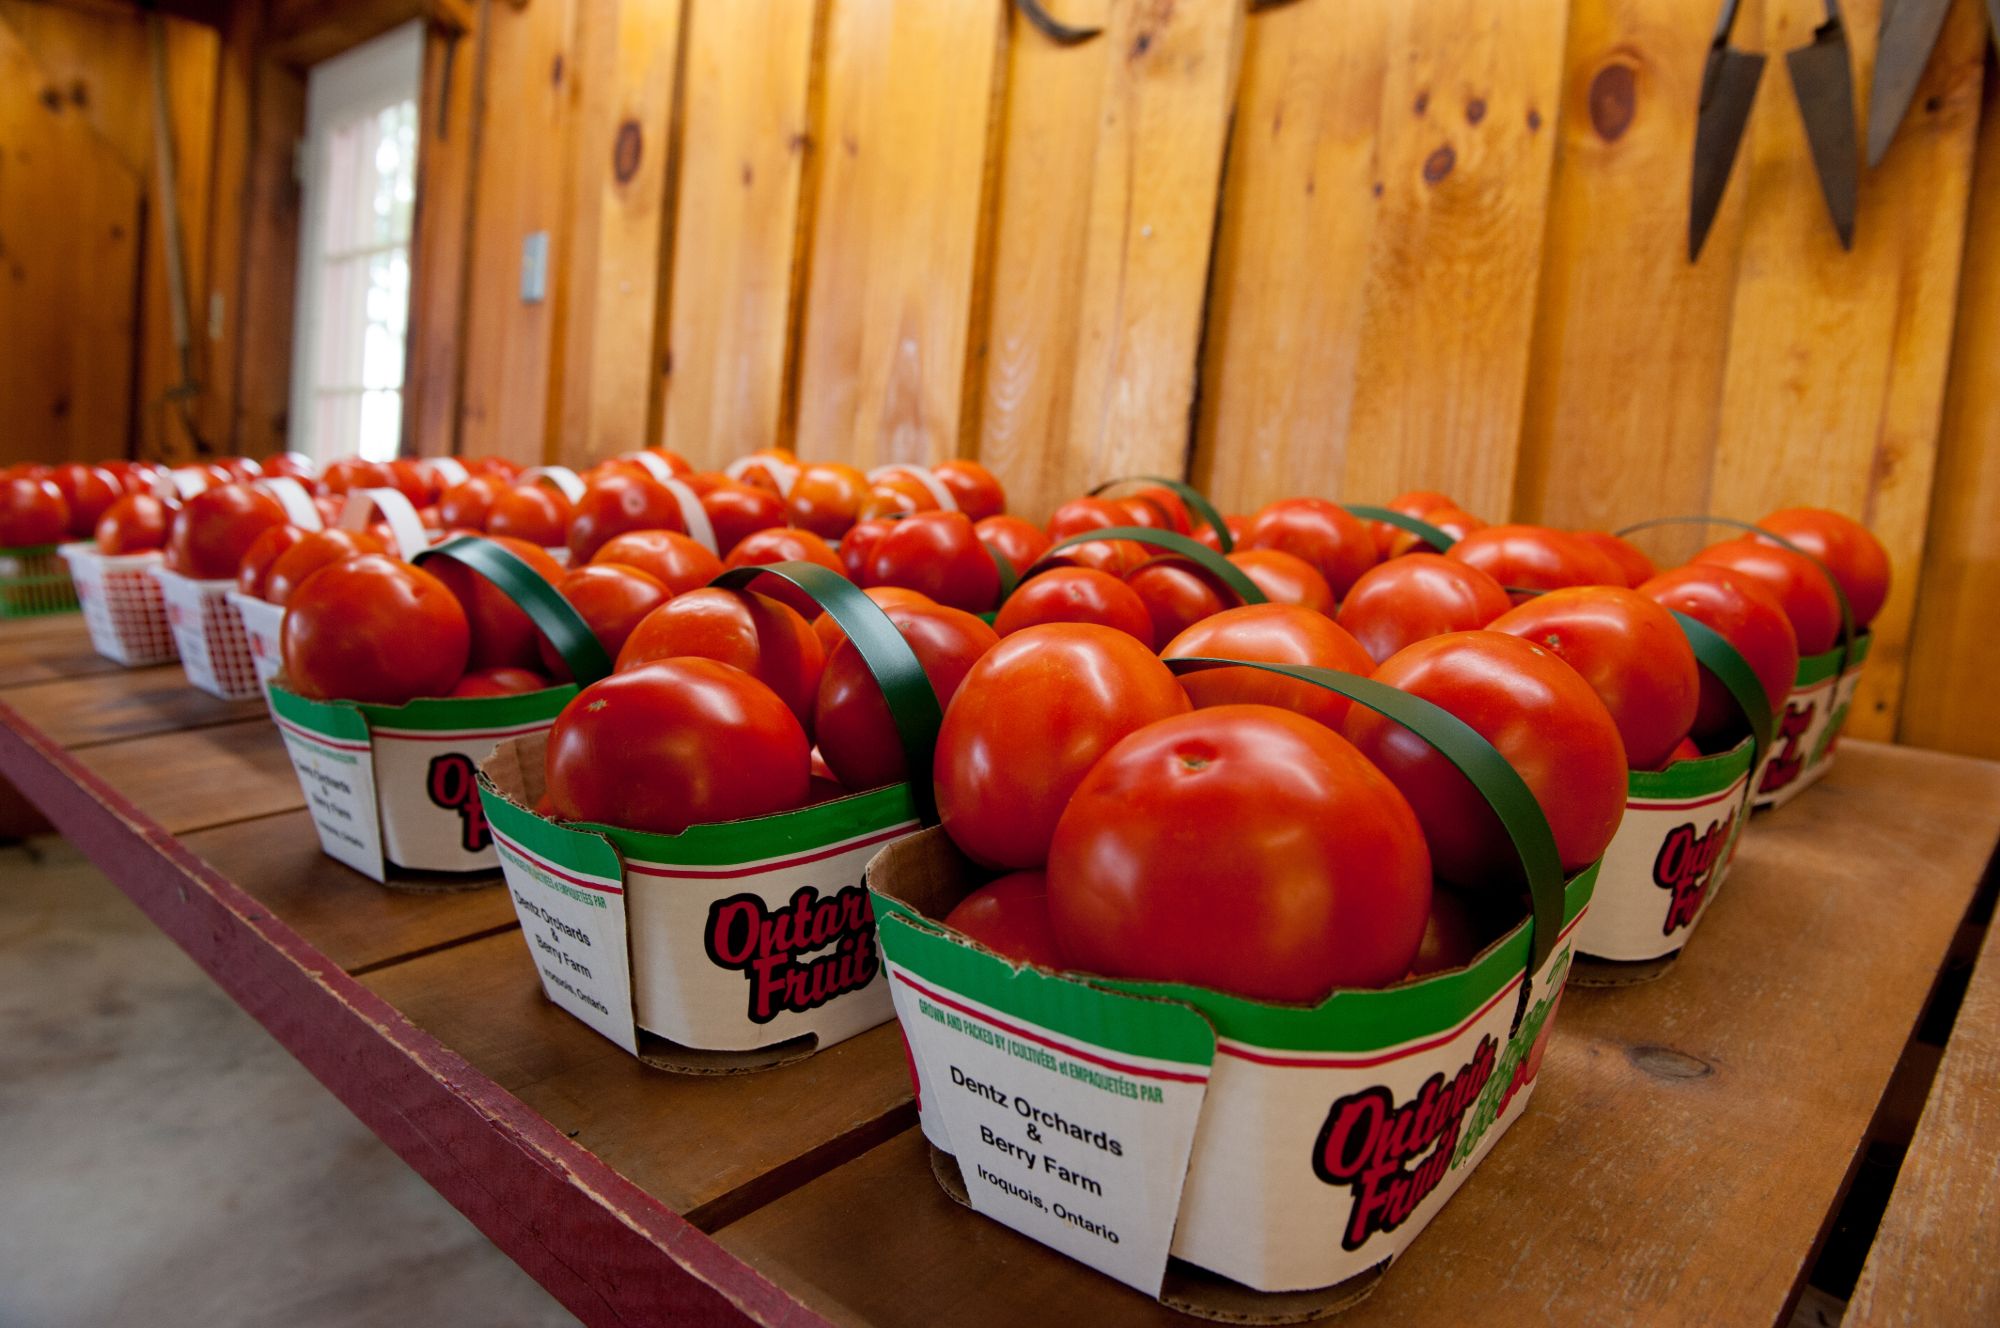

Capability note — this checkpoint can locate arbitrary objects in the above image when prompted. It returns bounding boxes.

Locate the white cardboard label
[1578,771,1748,962]
[274,720,385,881]
[492,828,639,1054]
[886,963,1210,1296]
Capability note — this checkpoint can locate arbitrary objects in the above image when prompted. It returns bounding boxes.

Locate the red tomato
[437,476,508,530]
[424,534,563,662]
[1192,514,1246,552]
[1046,497,1130,540]
[262,452,317,481]
[935,624,1191,869]
[465,457,522,481]
[1162,603,1375,729]
[816,601,999,791]
[317,458,396,496]
[1752,508,1890,629]
[1336,553,1511,663]
[545,659,810,833]
[1447,525,1623,602]
[386,458,437,506]
[1692,538,1842,655]
[1109,496,1167,528]
[1226,548,1335,614]
[1639,565,1799,744]
[1662,736,1702,768]
[785,462,872,539]
[236,524,306,598]
[450,666,553,697]
[702,480,789,554]
[942,871,1062,967]
[811,586,935,657]
[1408,887,1484,977]
[567,473,684,563]
[165,483,289,579]
[1125,561,1229,646]
[281,555,470,704]
[975,515,1052,571]
[1571,530,1657,588]
[1048,705,1431,999]
[863,471,941,518]
[51,464,122,538]
[0,477,70,548]
[733,448,800,494]
[721,526,847,620]
[1345,631,1629,886]
[1047,537,1151,578]
[1489,586,1700,770]
[617,587,825,730]
[1370,490,1461,556]
[590,528,721,596]
[839,516,897,585]
[1119,485,1194,535]
[994,567,1153,643]
[94,492,176,554]
[1240,498,1378,598]
[1385,507,1487,559]
[542,563,669,676]
[932,460,1007,522]
[264,528,387,607]
[865,510,1000,612]
[486,484,573,547]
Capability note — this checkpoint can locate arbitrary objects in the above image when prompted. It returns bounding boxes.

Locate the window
[290,22,423,463]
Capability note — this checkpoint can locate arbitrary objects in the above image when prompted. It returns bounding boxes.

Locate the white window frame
[288,20,424,462]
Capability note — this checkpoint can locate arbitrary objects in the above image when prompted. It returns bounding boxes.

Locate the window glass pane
[358,390,401,463]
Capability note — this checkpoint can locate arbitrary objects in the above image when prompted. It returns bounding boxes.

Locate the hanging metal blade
[1866,0,1952,166]
[1788,1,1860,249]
[1690,0,1766,260]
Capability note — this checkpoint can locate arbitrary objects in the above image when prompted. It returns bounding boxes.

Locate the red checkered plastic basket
[150,566,261,700]
[61,544,179,666]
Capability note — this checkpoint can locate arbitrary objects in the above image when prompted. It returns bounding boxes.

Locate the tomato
[264,528,387,606]
[721,526,847,620]
[862,510,1000,613]
[812,586,934,656]
[1446,525,1623,602]
[1407,887,1484,977]
[932,460,1006,522]
[567,472,683,563]
[165,483,289,579]
[317,458,396,496]
[1048,537,1151,578]
[935,624,1191,869]
[437,476,508,530]
[1125,561,1229,645]
[1662,736,1702,768]
[785,462,872,539]
[1120,485,1194,535]
[590,528,721,596]
[943,871,1062,966]
[486,483,573,546]
[975,515,1052,572]
[1692,538,1842,655]
[465,456,521,481]
[262,452,317,482]
[542,563,669,676]
[1370,490,1461,556]
[282,555,470,703]
[235,524,307,598]
[839,516,897,585]
[1162,603,1375,729]
[1344,631,1629,886]
[1753,508,1890,629]
[994,567,1152,643]
[386,457,437,506]
[1335,553,1510,663]
[1046,497,1130,540]
[1226,548,1334,614]
[217,456,264,482]
[1108,496,1167,528]
[51,464,122,538]
[702,480,788,554]
[93,492,176,554]
[424,534,562,662]
[1638,565,1799,744]
[1192,513,1245,551]
[864,471,942,517]
[733,448,800,494]
[617,587,825,730]
[1048,705,1431,999]
[816,601,998,790]
[1239,498,1377,598]
[450,666,552,698]
[1571,530,1657,588]
[0,478,70,548]
[1489,586,1699,770]
[1383,507,1487,560]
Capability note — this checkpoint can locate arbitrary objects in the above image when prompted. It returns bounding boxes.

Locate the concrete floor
[0,835,581,1328]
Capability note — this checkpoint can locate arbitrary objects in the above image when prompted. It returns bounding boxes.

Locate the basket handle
[340,487,429,560]
[1025,526,1268,607]
[1090,475,1234,552]
[416,535,612,685]
[1342,503,1457,553]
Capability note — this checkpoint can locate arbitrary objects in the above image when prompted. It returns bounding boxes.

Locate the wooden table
[2,615,1994,1326]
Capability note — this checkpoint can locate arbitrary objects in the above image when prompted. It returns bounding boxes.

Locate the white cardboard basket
[150,567,261,700]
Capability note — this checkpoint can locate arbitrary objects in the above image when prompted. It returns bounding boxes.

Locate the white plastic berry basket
[0,544,79,618]
[60,543,178,666]
[151,567,261,700]
[228,590,286,702]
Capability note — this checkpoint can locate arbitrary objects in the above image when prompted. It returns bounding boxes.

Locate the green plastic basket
[0,544,81,619]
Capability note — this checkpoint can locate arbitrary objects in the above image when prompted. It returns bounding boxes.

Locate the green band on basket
[1670,611,1774,774]
[1163,657,1567,1023]
[1091,476,1235,552]
[417,535,611,684]
[987,545,1020,603]
[1342,504,1458,553]
[712,561,943,824]
[1028,526,1268,606]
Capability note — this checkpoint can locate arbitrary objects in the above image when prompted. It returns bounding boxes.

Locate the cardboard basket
[60,543,177,665]
[228,590,286,699]
[150,566,260,699]
[1751,632,1871,810]
[0,544,80,618]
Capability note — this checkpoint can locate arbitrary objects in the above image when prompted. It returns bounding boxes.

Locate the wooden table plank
[1846,915,2000,1328]
[714,742,2000,1326]
[72,720,302,834]
[1,664,264,748]
[0,614,127,688]
[362,930,918,1230]
[180,810,520,974]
